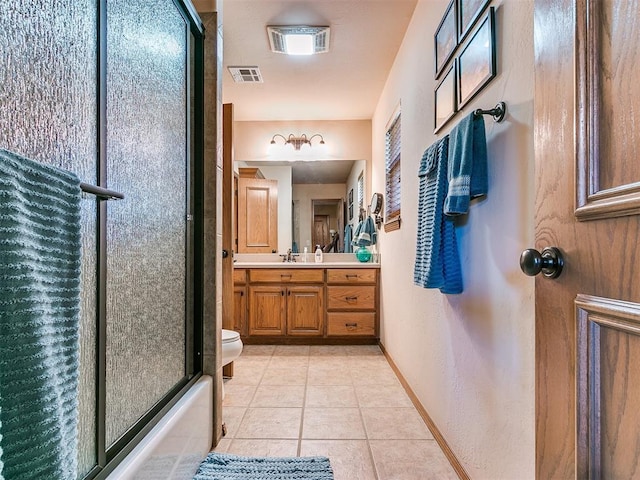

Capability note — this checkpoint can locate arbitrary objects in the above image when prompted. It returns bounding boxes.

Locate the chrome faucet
[279,249,298,262]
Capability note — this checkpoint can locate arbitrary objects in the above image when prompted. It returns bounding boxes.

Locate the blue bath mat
[193,452,333,480]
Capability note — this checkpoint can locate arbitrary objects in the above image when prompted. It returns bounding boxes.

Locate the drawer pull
[345,322,358,327]
[345,274,359,279]
[345,296,358,301]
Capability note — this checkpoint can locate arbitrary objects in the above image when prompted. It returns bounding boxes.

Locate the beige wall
[372,0,535,478]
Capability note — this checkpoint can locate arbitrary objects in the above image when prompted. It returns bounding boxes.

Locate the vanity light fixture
[270,133,325,151]
[267,26,330,55]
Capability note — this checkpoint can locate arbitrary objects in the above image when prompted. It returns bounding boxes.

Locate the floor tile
[350,365,401,386]
[344,345,384,356]
[306,385,358,408]
[227,439,299,457]
[251,385,306,407]
[269,356,309,369]
[302,408,366,439]
[369,440,458,480]
[260,366,308,385]
[220,406,246,439]
[241,345,276,356]
[307,365,353,386]
[309,345,353,357]
[300,440,377,480]
[226,358,267,385]
[222,384,256,407]
[273,345,310,356]
[235,408,302,439]
[355,384,413,408]
[212,438,231,452]
[361,408,433,440]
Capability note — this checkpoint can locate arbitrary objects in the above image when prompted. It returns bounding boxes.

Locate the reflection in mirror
[235,159,365,253]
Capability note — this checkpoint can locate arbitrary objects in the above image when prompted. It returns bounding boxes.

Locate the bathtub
[106,375,213,480]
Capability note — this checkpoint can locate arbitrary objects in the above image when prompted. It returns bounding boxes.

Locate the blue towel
[413,137,463,294]
[343,224,353,253]
[0,149,81,480]
[354,216,377,247]
[444,113,488,215]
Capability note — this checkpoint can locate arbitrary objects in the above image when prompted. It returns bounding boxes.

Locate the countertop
[233,261,379,269]
[233,253,380,269]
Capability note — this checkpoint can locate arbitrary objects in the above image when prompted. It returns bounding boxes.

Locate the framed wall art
[457,7,496,109]
[434,61,457,133]
[434,0,458,78]
[457,0,490,42]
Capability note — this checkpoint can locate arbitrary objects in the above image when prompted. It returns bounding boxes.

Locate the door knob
[222,249,229,258]
[520,247,564,279]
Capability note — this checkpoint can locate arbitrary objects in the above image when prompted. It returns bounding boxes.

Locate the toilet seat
[222,329,240,344]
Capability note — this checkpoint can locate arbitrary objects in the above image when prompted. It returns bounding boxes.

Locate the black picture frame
[434,61,457,133]
[434,0,458,79]
[348,188,353,204]
[348,204,353,221]
[457,7,496,109]
[457,0,490,43]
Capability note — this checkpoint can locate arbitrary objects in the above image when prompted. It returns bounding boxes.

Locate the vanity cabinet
[326,269,377,337]
[233,269,247,336]
[235,266,379,343]
[247,269,324,337]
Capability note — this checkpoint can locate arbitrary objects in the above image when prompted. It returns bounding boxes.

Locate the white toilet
[221,328,243,368]
[221,329,242,408]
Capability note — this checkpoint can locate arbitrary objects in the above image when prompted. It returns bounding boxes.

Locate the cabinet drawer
[327,286,376,310]
[249,269,324,283]
[233,269,246,284]
[327,312,376,336]
[327,269,376,284]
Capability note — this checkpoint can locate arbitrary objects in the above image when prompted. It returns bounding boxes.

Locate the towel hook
[473,102,506,123]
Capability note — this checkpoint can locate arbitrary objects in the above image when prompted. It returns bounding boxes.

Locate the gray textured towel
[0,149,81,480]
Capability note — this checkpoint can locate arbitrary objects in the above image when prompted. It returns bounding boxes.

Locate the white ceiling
[222,0,418,122]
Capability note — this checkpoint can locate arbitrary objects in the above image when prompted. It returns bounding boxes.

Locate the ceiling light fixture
[267,26,330,55]
[270,133,325,151]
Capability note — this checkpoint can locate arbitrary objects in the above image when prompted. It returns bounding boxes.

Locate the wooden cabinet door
[248,285,285,335]
[237,177,278,253]
[286,285,324,336]
[233,286,247,336]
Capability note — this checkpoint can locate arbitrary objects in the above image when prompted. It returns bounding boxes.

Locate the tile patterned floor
[215,345,458,480]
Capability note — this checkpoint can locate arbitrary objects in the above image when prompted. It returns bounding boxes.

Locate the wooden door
[313,215,330,249]
[237,177,278,253]
[286,285,324,336]
[248,285,285,335]
[233,286,246,336]
[222,103,234,376]
[535,1,640,478]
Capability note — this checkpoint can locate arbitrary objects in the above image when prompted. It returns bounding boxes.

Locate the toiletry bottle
[314,245,323,263]
[303,247,308,263]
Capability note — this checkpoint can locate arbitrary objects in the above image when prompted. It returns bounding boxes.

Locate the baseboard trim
[379,341,470,480]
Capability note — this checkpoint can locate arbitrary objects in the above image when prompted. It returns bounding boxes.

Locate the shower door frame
[86,1,206,478]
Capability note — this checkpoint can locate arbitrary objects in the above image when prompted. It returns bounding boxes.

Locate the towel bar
[80,182,124,200]
[473,102,506,123]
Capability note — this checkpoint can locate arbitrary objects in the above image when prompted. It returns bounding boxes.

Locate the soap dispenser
[314,245,323,263]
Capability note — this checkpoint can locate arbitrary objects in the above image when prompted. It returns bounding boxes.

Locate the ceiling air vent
[267,26,330,55]
[228,66,263,83]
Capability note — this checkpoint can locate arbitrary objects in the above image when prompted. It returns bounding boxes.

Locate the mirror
[235,159,366,253]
